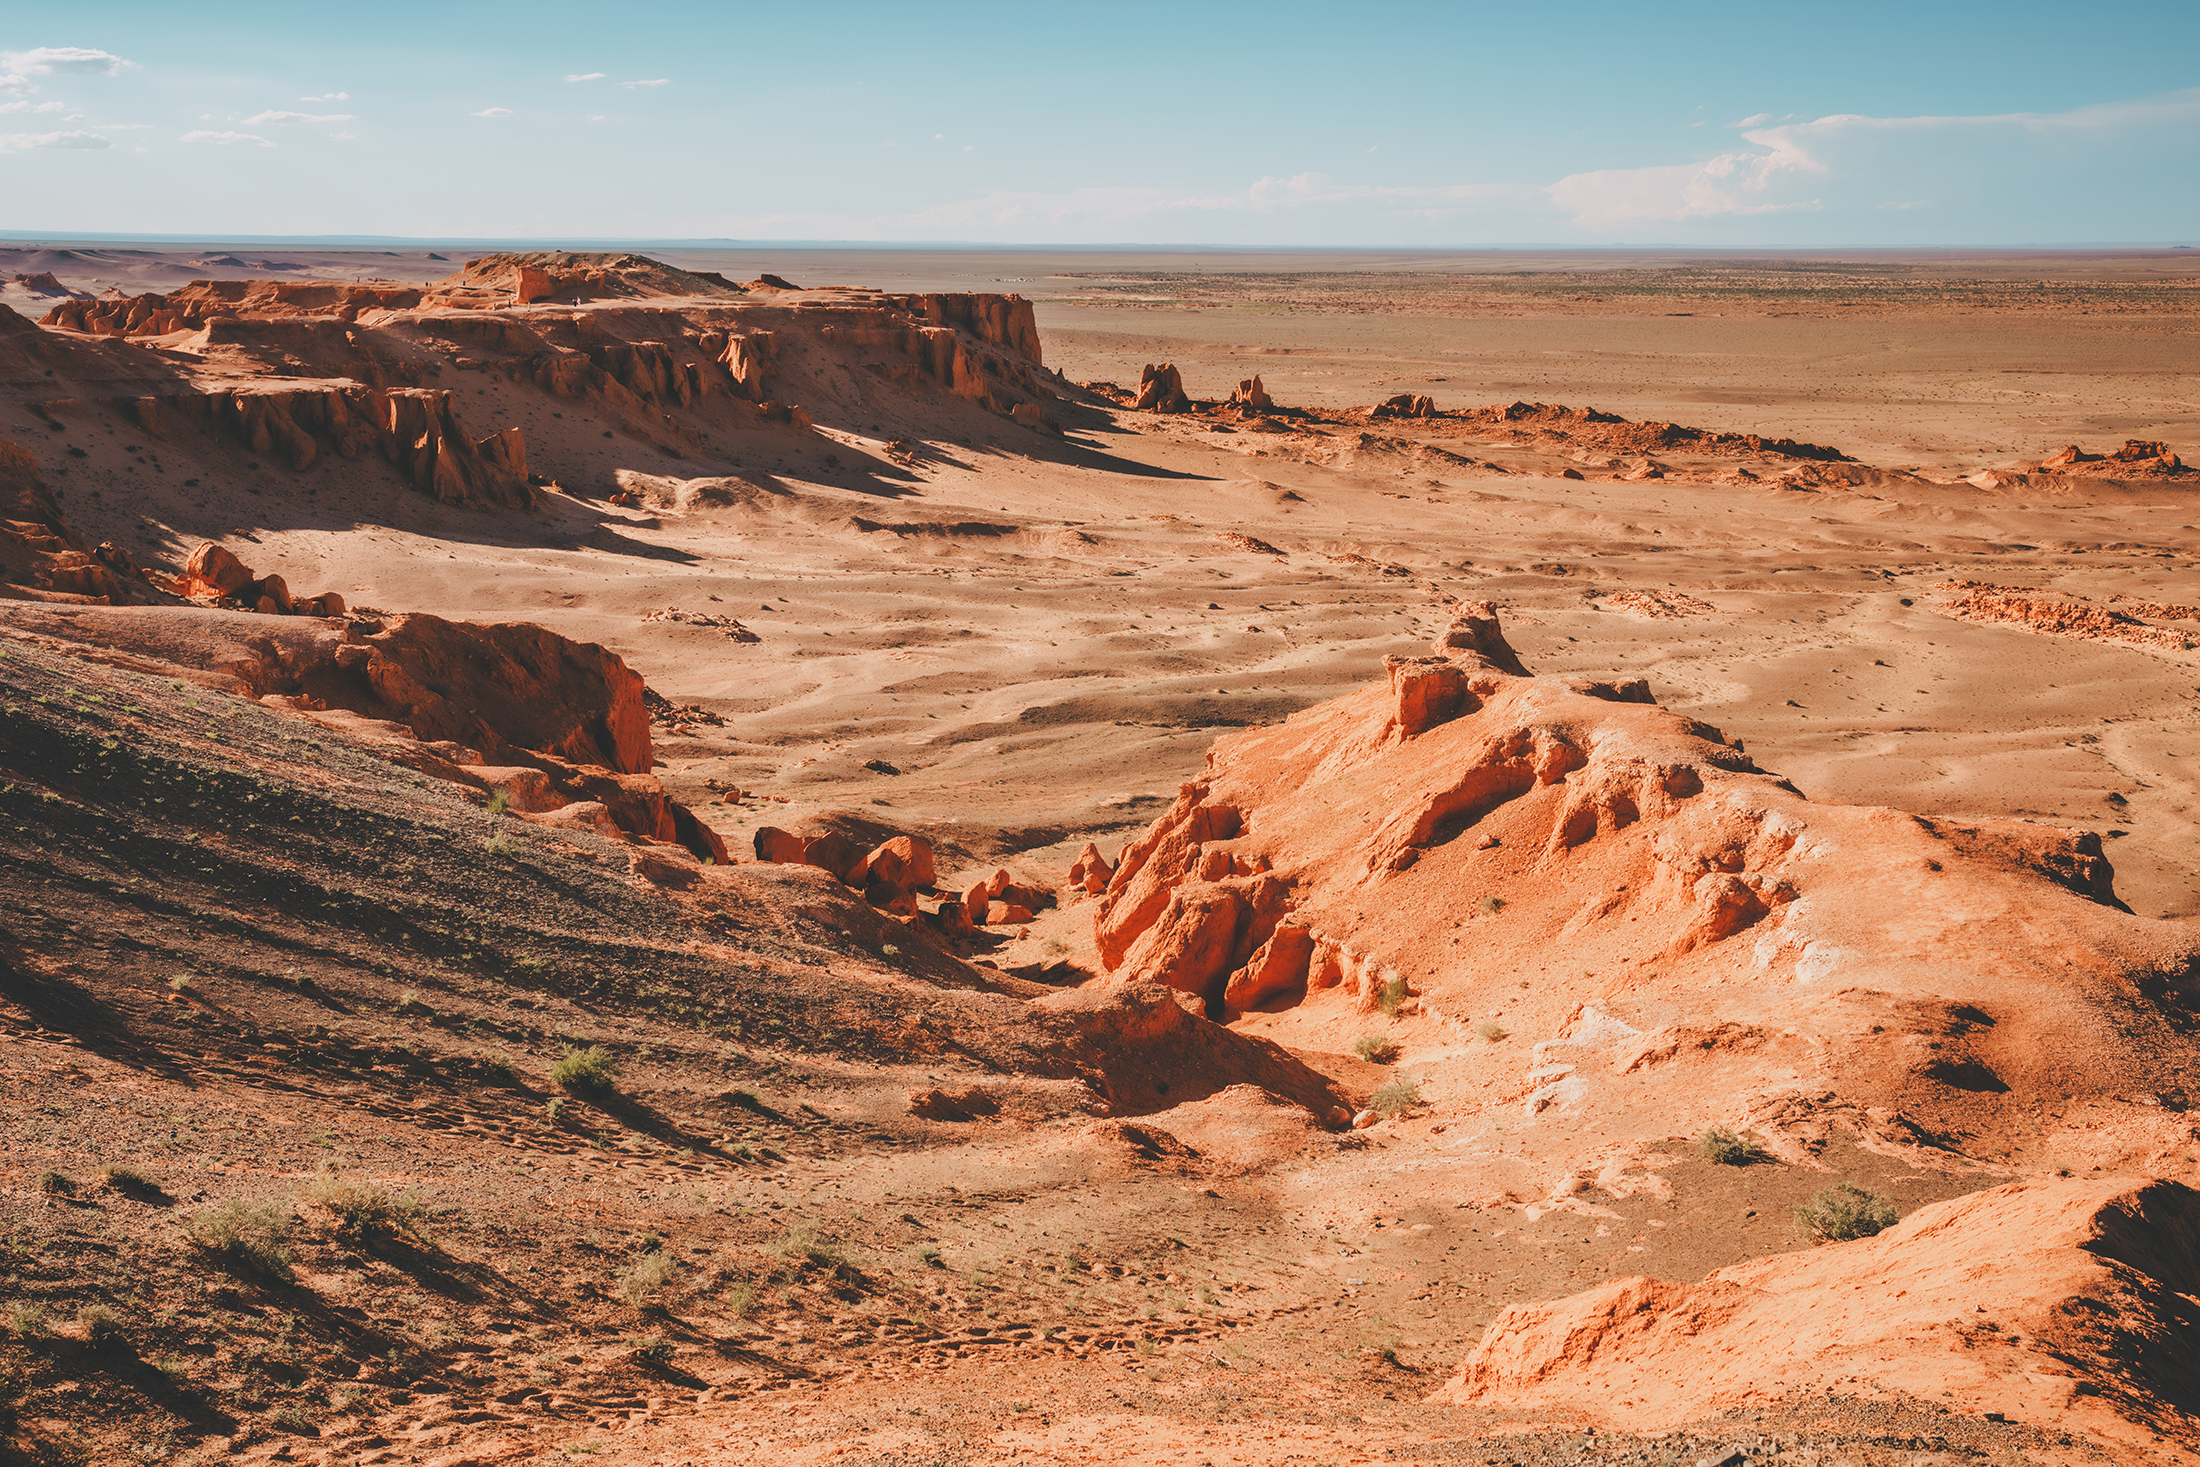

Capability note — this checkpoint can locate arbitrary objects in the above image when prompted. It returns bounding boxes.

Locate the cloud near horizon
[1547,89,2200,228]
[471,106,513,117]
[0,128,111,151]
[241,110,352,125]
[181,129,271,146]
[563,72,603,82]
[0,47,136,78]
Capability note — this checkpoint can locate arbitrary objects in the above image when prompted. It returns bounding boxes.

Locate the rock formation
[1134,363,1191,414]
[1091,601,2200,1163]
[1229,375,1273,409]
[1429,1176,2200,1460]
[1370,392,1436,419]
[0,435,173,606]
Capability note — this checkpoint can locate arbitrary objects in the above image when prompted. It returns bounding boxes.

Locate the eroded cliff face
[1089,603,2200,1172]
[15,261,1058,521]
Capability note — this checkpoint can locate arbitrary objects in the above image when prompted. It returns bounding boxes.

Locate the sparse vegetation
[6,1303,45,1337]
[545,1096,570,1123]
[166,974,192,994]
[1697,1126,1764,1165]
[1352,1033,1401,1064]
[1375,975,1407,1016]
[1477,894,1506,916]
[618,1248,677,1307]
[917,1245,943,1268]
[184,1200,293,1278]
[483,829,519,857]
[1370,1075,1423,1118]
[485,789,511,817]
[307,1174,428,1241]
[551,1045,619,1097]
[631,1334,676,1367]
[1796,1182,1900,1243]
[774,1222,848,1272]
[1475,1019,1508,1042]
[75,1305,124,1351]
[32,1169,74,1197]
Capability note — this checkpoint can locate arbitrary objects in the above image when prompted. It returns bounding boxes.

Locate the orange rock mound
[1429,1176,2200,1462]
[1091,602,2200,1169]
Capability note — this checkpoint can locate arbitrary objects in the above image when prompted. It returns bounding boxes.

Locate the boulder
[864,835,936,893]
[182,543,255,597]
[753,826,806,864]
[1067,841,1114,894]
[802,832,870,886]
[986,901,1036,925]
[1371,393,1435,419]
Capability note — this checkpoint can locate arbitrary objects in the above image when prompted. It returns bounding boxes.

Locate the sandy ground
[3,247,2196,1463]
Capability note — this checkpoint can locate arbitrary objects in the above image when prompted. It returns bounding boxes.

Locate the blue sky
[4,0,2197,244]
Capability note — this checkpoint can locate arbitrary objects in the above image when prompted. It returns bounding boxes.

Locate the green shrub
[5,1303,45,1337]
[184,1201,293,1278]
[1795,1182,1898,1243]
[1352,1033,1400,1064]
[630,1335,675,1367]
[917,1245,943,1268]
[774,1223,847,1271]
[1374,976,1407,1016]
[551,1046,618,1098]
[1370,1076,1423,1119]
[307,1175,427,1241]
[33,1170,74,1197]
[485,790,511,818]
[1474,1020,1507,1042]
[1696,1126,1763,1166]
[618,1249,676,1307]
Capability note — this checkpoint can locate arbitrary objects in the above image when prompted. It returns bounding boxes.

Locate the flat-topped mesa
[42,279,425,334]
[1090,602,2199,1165]
[426,251,747,308]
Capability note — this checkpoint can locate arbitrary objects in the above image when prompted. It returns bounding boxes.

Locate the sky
[3,0,2197,246]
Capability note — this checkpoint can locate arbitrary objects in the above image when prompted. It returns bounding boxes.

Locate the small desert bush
[485,790,512,818]
[1374,975,1407,1016]
[185,1200,293,1278]
[5,1303,45,1337]
[917,1245,943,1268]
[630,1334,676,1367]
[774,1223,847,1272]
[1795,1182,1899,1244]
[618,1249,677,1307]
[1352,1033,1401,1064]
[1696,1126,1763,1166]
[307,1175,427,1241]
[551,1045,618,1097]
[482,830,519,858]
[98,1165,162,1199]
[1474,1019,1507,1042]
[1370,1075,1423,1119]
[33,1170,74,1197]
[75,1305,125,1351]
[1477,894,1505,916]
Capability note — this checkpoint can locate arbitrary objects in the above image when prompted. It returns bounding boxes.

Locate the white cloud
[0,99,63,113]
[241,110,353,125]
[471,106,513,117]
[564,72,604,82]
[181,129,272,146]
[300,91,349,101]
[621,78,669,88]
[0,129,111,150]
[1550,88,2200,228]
[1728,113,1773,128]
[1,47,135,78]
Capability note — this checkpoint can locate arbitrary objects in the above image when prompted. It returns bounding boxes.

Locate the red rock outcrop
[172,542,344,616]
[424,252,745,308]
[0,435,173,606]
[41,280,424,335]
[1091,602,2200,1164]
[1370,392,1436,419]
[1229,375,1272,410]
[1134,363,1191,414]
[1428,1176,2200,1462]
[1066,841,1115,895]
